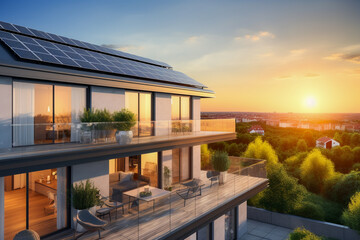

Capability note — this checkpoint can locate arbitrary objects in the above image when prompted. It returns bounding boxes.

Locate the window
[125,91,152,136]
[197,224,211,240]
[13,81,86,146]
[4,168,69,239]
[172,148,191,184]
[171,96,191,133]
[225,208,236,240]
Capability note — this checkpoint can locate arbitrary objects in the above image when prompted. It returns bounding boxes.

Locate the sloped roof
[316,136,332,143]
[249,125,264,132]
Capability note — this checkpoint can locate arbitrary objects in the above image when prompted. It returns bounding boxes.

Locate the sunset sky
[1,0,359,113]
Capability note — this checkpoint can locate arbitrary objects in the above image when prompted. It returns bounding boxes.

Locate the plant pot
[219,171,227,184]
[75,206,96,232]
[116,130,133,144]
[80,130,92,143]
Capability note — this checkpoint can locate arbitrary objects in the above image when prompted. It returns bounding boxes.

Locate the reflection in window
[225,209,236,240]
[13,82,86,146]
[141,152,158,187]
[171,95,191,133]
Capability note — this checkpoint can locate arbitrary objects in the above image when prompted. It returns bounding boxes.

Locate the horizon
[1,0,359,113]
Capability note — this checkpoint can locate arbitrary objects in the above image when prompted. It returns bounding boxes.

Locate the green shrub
[227,143,240,156]
[330,171,360,206]
[211,151,230,172]
[72,180,101,210]
[296,139,308,152]
[284,152,307,179]
[342,192,360,233]
[300,149,335,194]
[243,137,279,168]
[293,201,325,221]
[113,108,137,131]
[288,227,322,240]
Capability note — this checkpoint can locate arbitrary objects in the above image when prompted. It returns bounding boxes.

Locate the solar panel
[0,21,171,68]
[0,31,206,88]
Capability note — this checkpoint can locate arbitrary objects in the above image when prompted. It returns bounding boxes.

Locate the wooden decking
[52,171,267,240]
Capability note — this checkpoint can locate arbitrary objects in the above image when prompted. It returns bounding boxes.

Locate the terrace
[48,158,268,240]
[0,119,236,176]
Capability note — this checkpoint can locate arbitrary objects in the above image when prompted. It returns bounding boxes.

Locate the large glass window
[13,81,86,146]
[125,91,152,137]
[141,152,158,187]
[225,209,236,240]
[4,168,68,239]
[172,148,191,184]
[171,96,191,133]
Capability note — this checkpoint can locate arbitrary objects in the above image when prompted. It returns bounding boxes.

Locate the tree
[296,139,308,152]
[333,132,342,145]
[331,171,360,206]
[342,192,360,233]
[259,164,307,214]
[351,133,360,146]
[227,143,240,156]
[243,137,278,168]
[208,141,226,151]
[331,146,354,173]
[353,147,360,163]
[300,149,335,193]
[303,130,315,148]
[284,152,307,179]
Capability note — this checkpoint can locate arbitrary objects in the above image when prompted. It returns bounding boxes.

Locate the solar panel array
[0,21,206,88]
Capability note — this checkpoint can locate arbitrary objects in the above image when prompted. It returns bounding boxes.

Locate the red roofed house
[316,136,340,149]
[249,125,265,135]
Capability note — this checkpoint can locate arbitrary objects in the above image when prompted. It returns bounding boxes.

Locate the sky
[1,0,360,113]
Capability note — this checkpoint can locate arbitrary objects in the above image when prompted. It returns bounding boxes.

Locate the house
[316,137,340,149]
[0,21,268,240]
[249,125,265,135]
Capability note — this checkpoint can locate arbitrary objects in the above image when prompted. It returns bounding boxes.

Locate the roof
[249,125,264,132]
[0,21,213,95]
[316,136,333,143]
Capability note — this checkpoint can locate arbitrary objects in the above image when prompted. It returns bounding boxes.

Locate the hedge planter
[116,130,133,145]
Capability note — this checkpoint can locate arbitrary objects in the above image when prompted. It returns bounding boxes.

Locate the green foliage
[211,151,230,172]
[201,144,212,170]
[227,143,240,156]
[353,147,360,163]
[208,141,227,151]
[352,163,360,171]
[330,171,360,206]
[79,108,113,130]
[112,108,137,131]
[236,133,256,145]
[342,192,360,233]
[284,152,307,179]
[243,137,279,168]
[80,108,96,123]
[331,146,354,173]
[300,149,335,193]
[72,180,101,210]
[293,201,325,221]
[288,227,322,240]
[296,139,308,152]
[303,130,316,148]
[258,164,307,213]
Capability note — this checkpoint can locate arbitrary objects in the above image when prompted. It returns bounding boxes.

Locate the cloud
[185,36,202,45]
[235,31,275,42]
[100,44,144,52]
[304,73,320,78]
[290,49,307,56]
[275,75,292,81]
[324,45,360,64]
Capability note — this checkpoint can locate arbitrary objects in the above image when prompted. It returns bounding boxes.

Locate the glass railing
[7,119,235,147]
[102,158,267,240]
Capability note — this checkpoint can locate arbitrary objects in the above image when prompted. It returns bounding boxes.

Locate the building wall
[214,215,226,240]
[238,202,247,238]
[184,232,197,240]
[191,97,201,179]
[91,86,125,112]
[0,76,12,150]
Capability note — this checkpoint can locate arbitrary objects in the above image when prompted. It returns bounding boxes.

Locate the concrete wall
[238,202,247,238]
[154,93,171,136]
[192,97,201,132]
[91,86,125,112]
[248,206,360,240]
[0,76,12,149]
[214,215,225,240]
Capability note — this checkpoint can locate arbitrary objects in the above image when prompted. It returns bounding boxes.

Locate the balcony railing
[10,119,235,147]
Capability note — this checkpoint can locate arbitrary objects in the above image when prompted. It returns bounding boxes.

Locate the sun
[305,96,317,108]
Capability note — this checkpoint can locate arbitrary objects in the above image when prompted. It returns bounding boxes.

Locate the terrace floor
[47,171,267,240]
[240,220,292,240]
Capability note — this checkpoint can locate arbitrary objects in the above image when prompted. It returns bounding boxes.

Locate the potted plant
[211,151,230,184]
[93,108,113,141]
[79,108,95,143]
[72,179,101,232]
[113,108,137,144]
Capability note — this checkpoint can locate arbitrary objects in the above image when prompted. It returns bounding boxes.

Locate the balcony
[53,158,268,240]
[0,119,236,175]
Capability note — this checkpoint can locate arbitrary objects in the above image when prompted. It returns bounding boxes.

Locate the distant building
[266,120,279,127]
[279,121,298,128]
[316,137,340,149]
[249,125,265,135]
[242,118,258,123]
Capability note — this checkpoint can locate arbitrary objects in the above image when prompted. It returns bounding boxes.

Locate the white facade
[316,139,340,149]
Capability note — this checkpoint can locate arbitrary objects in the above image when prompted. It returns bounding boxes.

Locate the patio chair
[13,229,40,240]
[75,209,108,239]
[176,181,202,206]
[206,171,219,187]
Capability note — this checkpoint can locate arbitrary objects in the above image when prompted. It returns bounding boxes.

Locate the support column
[162,150,172,188]
[192,145,201,179]
[214,215,225,240]
[57,167,66,229]
[237,201,248,238]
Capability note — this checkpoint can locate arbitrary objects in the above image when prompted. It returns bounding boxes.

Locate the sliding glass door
[4,168,69,239]
[172,148,191,184]
[13,81,86,146]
